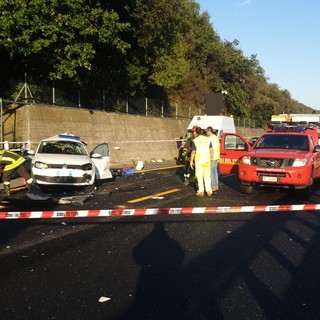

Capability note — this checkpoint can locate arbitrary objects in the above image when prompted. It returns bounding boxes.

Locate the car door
[90,143,113,180]
[219,133,251,174]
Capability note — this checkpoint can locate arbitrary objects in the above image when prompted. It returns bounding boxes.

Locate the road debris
[99,296,111,303]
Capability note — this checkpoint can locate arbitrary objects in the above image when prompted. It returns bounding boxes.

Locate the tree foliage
[0,0,130,84]
[0,0,316,126]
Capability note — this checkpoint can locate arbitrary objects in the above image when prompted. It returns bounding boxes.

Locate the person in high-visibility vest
[206,126,220,191]
[0,149,51,200]
[190,127,213,197]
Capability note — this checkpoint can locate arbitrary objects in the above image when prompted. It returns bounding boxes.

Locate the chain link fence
[3,81,261,127]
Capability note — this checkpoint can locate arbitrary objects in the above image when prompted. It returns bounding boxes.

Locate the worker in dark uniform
[0,149,49,200]
[181,126,197,186]
[0,149,33,196]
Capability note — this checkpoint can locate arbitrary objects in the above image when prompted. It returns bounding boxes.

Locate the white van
[185,115,236,139]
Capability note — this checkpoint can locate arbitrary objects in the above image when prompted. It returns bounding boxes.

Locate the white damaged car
[29,134,113,187]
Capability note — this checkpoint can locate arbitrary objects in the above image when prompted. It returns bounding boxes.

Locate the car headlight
[34,161,48,169]
[242,156,251,165]
[82,163,93,171]
[292,159,307,167]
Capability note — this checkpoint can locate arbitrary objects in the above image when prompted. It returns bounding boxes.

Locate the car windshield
[254,134,309,151]
[38,140,88,155]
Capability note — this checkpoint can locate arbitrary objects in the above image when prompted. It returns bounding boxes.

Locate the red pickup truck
[181,124,320,196]
[234,124,320,195]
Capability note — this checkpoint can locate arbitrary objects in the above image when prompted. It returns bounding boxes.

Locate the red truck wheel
[298,175,314,198]
[240,183,253,194]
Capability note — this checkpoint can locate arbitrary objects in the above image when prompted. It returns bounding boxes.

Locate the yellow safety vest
[209,134,220,160]
[0,150,26,171]
[193,135,211,164]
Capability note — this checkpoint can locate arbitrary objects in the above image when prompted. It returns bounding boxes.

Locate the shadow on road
[113,210,320,320]
[120,222,184,320]
[3,170,320,319]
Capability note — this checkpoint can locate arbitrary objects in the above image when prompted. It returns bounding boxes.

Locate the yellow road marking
[127,188,181,204]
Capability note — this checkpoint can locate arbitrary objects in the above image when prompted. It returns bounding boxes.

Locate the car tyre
[239,183,253,194]
[297,176,314,198]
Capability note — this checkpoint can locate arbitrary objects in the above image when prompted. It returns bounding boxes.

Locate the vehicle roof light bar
[58,134,81,140]
[268,121,318,131]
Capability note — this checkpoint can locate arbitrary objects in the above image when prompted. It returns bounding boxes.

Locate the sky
[196,0,320,109]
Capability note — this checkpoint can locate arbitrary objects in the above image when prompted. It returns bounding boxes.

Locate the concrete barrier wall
[4,104,264,166]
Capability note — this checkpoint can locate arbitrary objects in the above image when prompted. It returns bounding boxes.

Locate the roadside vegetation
[0,0,316,127]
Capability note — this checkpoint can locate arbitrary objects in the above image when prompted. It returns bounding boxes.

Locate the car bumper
[32,168,94,186]
[239,165,312,187]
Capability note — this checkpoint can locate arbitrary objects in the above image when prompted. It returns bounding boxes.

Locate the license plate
[57,169,73,177]
[262,176,278,182]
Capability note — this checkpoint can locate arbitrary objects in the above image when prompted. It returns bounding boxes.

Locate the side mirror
[91,153,101,159]
[27,150,35,155]
[314,145,320,153]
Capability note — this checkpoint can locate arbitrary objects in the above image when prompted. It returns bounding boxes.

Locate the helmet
[191,125,198,132]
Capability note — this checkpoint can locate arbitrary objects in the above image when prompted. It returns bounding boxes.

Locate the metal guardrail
[0,141,33,152]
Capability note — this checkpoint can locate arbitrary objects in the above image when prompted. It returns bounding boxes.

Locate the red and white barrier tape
[0,203,319,219]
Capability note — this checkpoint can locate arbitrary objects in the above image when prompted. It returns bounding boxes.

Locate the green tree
[164,1,220,107]
[251,102,275,128]
[224,83,248,117]
[149,37,190,88]
[0,0,316,120]
[0,0,130,86]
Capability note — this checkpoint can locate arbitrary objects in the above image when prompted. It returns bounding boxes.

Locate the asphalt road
[1,164,320,319]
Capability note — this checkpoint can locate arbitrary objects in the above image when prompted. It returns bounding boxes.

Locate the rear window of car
[254,134,309,151]
[38,140,88,155]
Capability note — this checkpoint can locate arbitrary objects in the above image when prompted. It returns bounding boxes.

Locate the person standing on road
[206,126,220,192]
[190,127,213,197]
[181,126,197,185]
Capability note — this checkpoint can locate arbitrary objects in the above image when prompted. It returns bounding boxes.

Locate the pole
[0,98,3,143]
[145,97,148,116]
[161,101,163,118]
[102,90,106,110]
[52,81,55,105]
[24,73,27,101]
[126,97,129,114]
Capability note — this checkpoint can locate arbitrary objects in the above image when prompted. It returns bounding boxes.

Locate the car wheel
[297,176,314,198]
[239,183,253,194]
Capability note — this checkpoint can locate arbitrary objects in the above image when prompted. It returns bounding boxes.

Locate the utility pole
[52,80,55,105]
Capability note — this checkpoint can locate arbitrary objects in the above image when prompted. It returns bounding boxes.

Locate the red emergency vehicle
[237,122,320,195]
[218,132,251,174]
